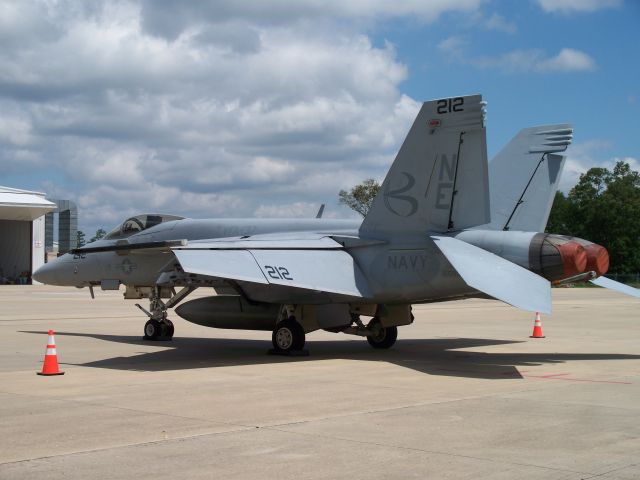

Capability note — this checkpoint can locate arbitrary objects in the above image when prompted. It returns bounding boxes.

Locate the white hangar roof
[0,186,56,221]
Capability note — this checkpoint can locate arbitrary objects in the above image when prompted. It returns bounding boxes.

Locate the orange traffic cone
[530,312,545,339]
[37,330,65,376]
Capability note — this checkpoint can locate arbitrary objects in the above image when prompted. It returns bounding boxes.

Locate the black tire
[163,319,175,338]
[272,318,305,352]
[366,318,398,349]
[144,319,162,340]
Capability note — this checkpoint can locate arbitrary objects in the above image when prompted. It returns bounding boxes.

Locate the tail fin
[360,95,489,237]
[487,125,572,232]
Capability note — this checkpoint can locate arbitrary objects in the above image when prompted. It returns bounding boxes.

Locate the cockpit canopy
[104,214,185,240]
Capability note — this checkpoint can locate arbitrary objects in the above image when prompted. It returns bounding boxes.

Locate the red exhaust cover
[556,241,587,278]
[583,243,609,276]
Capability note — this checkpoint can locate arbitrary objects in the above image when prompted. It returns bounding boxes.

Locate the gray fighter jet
[34,94,639,353]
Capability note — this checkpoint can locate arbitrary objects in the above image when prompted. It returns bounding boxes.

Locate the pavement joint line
[254,383,587,429]
[261,426,591,476]
[580,461,640,479]
[0,371,590,430]
[252,373,640,431]
[0,390,257,431]
[498,394,640,413]
[0,426,257,467]
[0,420,594,477]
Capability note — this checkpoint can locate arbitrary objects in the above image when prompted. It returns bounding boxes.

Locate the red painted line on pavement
[436,368,632,385]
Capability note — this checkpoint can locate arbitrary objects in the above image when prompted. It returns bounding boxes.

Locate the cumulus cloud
[536,0,622,14]
[139,0,483,39]
[438,36,468,59]
[474,48,596,73]
[482,13,517,34]
[561,140,639,192]
[4,0,484,232]
[438,38,597,74]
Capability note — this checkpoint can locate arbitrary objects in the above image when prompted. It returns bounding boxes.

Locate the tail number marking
[264,265,293,281]
[436,97,464,114]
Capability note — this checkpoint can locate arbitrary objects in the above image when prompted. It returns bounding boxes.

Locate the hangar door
[0,219,31,283]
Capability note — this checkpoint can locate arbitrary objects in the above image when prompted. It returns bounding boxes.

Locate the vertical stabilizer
[487,125,572,232]
[360,95,489,238]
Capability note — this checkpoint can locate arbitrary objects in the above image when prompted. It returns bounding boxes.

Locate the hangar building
[0,186,56,284]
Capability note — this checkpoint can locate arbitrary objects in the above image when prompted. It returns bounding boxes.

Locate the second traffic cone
[530,312,545,339]
[37,330,65,376]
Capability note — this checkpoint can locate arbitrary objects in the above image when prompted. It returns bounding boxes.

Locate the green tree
[545,191,571,234]
[76,230,86,248]
[547,161,640,273]
[338,178,380,217]
[89,228,107,243]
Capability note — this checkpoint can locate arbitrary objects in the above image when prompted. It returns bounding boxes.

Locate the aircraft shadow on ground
[20,330,640,379]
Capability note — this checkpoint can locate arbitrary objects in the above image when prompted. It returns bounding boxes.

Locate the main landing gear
[268,312,399,355]
[136,286,196,341]
[337,315,399,349]
[365,317,398,349]
[270,317,308,356]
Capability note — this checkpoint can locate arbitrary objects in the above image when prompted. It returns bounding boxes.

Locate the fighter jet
[34,94,639,354]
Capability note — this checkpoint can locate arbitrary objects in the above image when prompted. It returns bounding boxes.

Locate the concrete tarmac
[1,285,639,479]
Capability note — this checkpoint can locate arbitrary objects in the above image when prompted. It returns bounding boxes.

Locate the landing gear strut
[136,286,196,340]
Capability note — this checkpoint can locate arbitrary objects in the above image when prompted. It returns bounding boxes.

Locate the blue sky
[0,0,638,234]
[375,1,639,158]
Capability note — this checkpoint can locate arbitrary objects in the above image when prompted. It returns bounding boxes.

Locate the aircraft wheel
[366,318,397,349]
[163,319,175,338]
[144,319,163,340]
[272,318,305,352]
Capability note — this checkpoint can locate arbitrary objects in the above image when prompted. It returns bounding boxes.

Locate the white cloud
[139,0,483,38]
[536,0,622,13]
[0,0,435,232]
[561,140,639,192]
[475,48,596,73]
[483,13,517,34]
[438,36,468,59]
[536,48,597,72]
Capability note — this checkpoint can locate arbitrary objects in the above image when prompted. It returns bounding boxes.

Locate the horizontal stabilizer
[590,277,640,298]
[432,235,551,313]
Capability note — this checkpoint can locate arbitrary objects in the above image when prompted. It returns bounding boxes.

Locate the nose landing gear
[136,285,196,341]
[143,318,174,340]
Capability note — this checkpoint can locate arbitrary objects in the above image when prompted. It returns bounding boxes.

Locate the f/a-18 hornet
[34,94,639,353]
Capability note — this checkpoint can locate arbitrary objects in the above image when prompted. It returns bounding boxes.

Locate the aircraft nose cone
[33,261,59,285]
[33,255,76,286]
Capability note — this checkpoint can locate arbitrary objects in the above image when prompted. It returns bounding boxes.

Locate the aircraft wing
[432,235,551,313]
[172,235,372,298]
